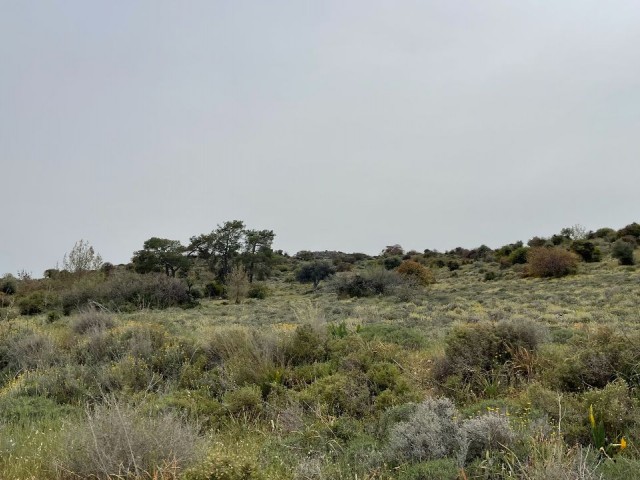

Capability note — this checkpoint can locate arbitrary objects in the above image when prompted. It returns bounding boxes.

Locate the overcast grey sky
[2,1,639,276]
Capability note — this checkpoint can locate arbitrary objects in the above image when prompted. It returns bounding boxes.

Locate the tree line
[131,220,276,283]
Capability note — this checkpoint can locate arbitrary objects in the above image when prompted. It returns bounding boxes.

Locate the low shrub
[58,400,202,478]
[459,412,515,463]
[396,260,435,286]
[223,385,263,418]
[247,282,269,299]
[285,324,326,365]
[71,309,115,334]
[433,320,546,393]
[17,291,60,316]
[184,453,264,480]
[333,268,412,298]
[526,247,579,278]
[62,272,192,313]
[387,397,461,464]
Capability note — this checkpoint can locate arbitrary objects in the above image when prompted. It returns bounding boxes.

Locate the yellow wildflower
[620,437,627,450]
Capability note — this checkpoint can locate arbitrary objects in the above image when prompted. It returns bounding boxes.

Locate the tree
[295,261,336,289]
[132,238,190,277]
[242,229,275,282]
[63,240,103,273]
[188,220,245,281]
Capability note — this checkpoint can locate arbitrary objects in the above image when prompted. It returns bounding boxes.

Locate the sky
[2,1,639,276]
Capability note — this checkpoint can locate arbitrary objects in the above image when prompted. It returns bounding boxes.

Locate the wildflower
[620,437,627,451]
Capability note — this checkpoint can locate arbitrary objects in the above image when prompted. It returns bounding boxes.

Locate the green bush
[285,324,326,365]
[0,274,17,295]
[247,282,269,299]
[333,268,410,298]
[397,459,460,480]
[508,247,529,265]
[434,320,546,391]
[223,385,263,418]
[185,453,264,480]
[611,239,635,265]
[299,372,371,417]
[384,256,403,270]
[570,240,601,262]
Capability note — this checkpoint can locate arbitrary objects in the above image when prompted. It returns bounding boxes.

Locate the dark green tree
[242,229,275,282]
[188,220,245,281]
[132,238,190,277]
[295,261,336,289]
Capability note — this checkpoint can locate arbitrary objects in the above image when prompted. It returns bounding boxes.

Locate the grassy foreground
[0,258,639,479]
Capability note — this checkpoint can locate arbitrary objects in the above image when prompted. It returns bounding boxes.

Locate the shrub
[247,282,269,299]
[184,453,264,480]
[6,332,59,371]
[611,239,635,265]
[396,260,435,286]
[616,222,640,239]
[397,459,460,480]
[447,260,460,271]
[526,247,579,278]
[434,320,546,390]
[333,268,411,298]
[17,292,46,315]
[204,281,225,298]
[387,397,462,464]
[223,385,263,418]
[299,372,371,417]
[0,274,17,295]
[508,247,529,265]
[295,261,336,289]
[459,413,515,463]
[384,257,402,270]
[71,309,115,334]
[285,324,326,365]
[484,271,497,281]
[59,400,202,478]
[570,240,601,262]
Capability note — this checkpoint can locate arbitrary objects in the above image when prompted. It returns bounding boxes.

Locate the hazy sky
[2,1,639,276]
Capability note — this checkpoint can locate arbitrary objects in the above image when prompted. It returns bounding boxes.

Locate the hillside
[0,224,639,479]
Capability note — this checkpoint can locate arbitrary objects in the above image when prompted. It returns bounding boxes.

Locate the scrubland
[0,236,639,479]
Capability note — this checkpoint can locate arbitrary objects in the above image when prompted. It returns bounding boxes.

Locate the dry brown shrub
[526,247,579,278]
